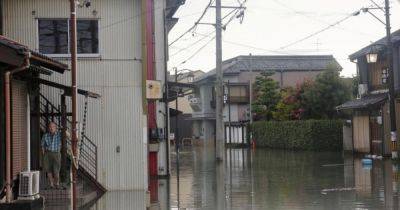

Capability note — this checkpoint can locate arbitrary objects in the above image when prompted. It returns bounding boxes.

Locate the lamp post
[361,0,397,158]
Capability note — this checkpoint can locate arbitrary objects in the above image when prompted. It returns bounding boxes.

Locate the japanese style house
[337,29,400,156]
[0,35,106,208]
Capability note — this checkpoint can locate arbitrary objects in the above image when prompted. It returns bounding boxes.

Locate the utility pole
[249,54,253,146]
[384,0,397,158]
[174,67,181,208]
[69,0,78,209]
[228,80,231,144]
[215,0,225,161]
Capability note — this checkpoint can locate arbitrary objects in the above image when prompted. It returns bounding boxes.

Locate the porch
[337,93,400,156]
[0,35,105,208]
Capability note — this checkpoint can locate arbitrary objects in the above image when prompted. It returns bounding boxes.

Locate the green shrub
[251,120,343,151]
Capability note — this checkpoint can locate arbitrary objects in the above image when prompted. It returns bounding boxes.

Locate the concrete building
[190,55,341,144]
[0,0,184,197]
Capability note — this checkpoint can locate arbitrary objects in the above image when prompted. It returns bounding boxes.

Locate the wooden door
[370,115,383,155]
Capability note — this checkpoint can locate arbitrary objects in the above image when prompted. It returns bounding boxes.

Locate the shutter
[11,80,27,178]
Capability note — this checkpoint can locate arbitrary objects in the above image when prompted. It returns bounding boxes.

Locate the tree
[301,64,351,119]
[252,72,280,121]
[272,86,305,121]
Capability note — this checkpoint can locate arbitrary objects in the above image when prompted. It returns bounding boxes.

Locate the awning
[336,93,387,110]
[0,35,69,73]
[35,78,101,98]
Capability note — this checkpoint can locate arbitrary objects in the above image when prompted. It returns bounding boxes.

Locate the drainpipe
[4,55,30,202]
[26,94,30,172]
[162,8,170,176]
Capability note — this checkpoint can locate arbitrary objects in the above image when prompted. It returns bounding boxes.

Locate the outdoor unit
[358,84,368,98]
[18,171,40,200]
[189,97,200,104]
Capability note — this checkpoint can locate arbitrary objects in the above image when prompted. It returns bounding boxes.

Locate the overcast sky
[168,0,400,77]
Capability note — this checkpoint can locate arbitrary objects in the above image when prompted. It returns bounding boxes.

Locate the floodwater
[90,146,400,210]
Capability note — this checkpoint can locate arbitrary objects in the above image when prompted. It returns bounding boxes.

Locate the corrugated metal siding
[353,115,370,153]
[3,0,148,190]
[91,190,146,210]
[11,80,27,178]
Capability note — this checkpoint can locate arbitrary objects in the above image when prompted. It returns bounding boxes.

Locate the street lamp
[365,44,386,63]
[366,52,378,63]
[356,0,397,158]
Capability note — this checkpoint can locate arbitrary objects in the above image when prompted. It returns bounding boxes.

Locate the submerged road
[91,146,400,210]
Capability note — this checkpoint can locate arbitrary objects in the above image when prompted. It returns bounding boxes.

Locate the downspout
[162,8,170,176]
[4,54,30,202]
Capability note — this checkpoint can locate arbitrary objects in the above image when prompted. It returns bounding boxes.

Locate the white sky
[168,0,400,77]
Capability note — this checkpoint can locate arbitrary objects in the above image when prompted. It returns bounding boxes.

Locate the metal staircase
[38,93,106,206]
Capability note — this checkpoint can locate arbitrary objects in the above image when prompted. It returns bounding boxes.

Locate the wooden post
[60,94,67,183]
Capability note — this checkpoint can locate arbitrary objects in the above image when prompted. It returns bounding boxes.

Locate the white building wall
[3,0,148,190]
[154,0,168,176]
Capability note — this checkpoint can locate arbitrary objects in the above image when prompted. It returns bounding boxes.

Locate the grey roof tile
[195,55,341,82]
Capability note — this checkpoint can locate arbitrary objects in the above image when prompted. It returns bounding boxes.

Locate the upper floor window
[38,19,99,55]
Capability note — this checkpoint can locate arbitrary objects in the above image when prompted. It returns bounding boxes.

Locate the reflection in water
[90,147,400,210]
[169,147,400,210]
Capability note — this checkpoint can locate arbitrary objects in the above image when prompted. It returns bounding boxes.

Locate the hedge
[251,120,343,151]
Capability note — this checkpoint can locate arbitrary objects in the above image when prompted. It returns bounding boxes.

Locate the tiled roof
[336,93,387,110]
[0,35,68,73]
[349,29,400,60]
[195,55,341,82]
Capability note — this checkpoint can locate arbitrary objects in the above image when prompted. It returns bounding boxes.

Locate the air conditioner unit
[358,84,368,98]
[190,98,199,104]
[18,171,40,200]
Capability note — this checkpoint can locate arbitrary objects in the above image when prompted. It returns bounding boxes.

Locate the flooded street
[90,146,400,210]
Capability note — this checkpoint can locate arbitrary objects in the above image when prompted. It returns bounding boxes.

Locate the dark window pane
[38,19,68,54]
[77,20,99,54]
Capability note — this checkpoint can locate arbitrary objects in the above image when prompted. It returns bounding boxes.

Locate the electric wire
[175,1,248,66]
[170,3,245,58]
[177,35,216,67]
[271,0,376,37]
[277,1,386,50]
[169,0,215,46]
[277,12,359,50]
[99,1,186,31]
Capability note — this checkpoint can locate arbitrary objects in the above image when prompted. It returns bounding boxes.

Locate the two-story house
[190,55,341,145]
[0,0,184,200]
[338,29,400,156]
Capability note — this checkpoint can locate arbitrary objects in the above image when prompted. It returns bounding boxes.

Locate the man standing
[41,122,62,189]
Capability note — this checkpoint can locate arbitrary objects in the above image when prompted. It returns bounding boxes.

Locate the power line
[194,32,292,55]
[169,4,244,58]
[277,12,358,50]
[99,1,186,31]
[170,31,216,57]
[270,0,375,37]
[177,35,216,67]
[169,0,215,46]
[277,1,386,50]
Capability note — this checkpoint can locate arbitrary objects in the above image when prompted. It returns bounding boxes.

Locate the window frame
[36,18,101,58]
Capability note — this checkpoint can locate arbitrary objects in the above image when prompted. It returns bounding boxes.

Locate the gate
[225,122,248,146]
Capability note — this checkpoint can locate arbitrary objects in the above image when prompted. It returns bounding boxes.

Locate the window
[77,20,99,54]
[38,19,99,55]
[229,85,249,103]
[38,20,68,54]
[188,76,194,83]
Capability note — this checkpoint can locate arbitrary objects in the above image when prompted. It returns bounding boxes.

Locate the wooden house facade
[338,29,400,156]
